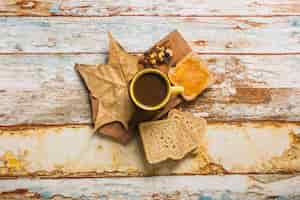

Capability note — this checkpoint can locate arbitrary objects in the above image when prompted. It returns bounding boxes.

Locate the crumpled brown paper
[75,33,141,144]
[75,63,134,130]
[99,122,132,144]
[108,33,142,82]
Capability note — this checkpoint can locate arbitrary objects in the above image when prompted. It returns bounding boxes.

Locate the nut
[141,45,173,67]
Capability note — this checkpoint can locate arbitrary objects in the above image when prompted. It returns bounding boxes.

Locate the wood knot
[193,40,208,47]
[233,25,246,31]
[225,42,234,48]
[18,1,37,9]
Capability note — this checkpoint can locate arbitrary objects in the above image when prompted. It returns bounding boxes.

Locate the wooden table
[0,0,300,199]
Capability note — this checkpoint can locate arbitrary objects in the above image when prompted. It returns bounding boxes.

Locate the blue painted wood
[0,176,299,200]
[1,54,300,125]
[0,17,300,53]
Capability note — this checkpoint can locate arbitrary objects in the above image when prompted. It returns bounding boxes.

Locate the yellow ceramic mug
[129,68,184,111]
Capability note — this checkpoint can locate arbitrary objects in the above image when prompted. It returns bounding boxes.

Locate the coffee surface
[133,73,168,107]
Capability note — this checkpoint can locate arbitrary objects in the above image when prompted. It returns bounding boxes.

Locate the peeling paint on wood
[0,175,300,199]
[0,125,147,177]
[0,17,300,53]
[184,88,300,121]
[0,122,299,177]
[0,0,299,197]
[0,54,299,125]
[0,0,300,16]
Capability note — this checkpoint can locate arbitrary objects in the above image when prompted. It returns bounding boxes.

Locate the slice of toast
[139,119,198,164]
[168,109,207,144]
[168,53,214,101]
[168,109,207,154]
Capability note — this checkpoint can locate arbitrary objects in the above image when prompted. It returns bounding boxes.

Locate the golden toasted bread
[168,53,214,100]
[168,109,207,154]
[168,109,207,143]
[139,119,198,164]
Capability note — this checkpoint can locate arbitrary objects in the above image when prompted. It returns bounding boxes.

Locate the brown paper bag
[75,33,142,144]
[75,64,135,130]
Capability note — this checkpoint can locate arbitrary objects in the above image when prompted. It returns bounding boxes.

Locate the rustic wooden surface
[1,55,300,125]
[0,122,300,177]
[1,0,300,199]
[0,16,299,54]
[0,0,300,16]
[1,175,300,199]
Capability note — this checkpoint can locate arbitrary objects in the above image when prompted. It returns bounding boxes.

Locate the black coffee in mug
[133,73,168,107]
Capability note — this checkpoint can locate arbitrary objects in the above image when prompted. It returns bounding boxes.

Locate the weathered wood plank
[1,0,300,17]
[0,54,299,125]
[1,16,300,54]
[0,175,300,199]
[184,88,300,121]
[0,122,299,177]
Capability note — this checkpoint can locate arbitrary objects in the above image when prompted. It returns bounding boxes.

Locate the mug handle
[170,86,184,95]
